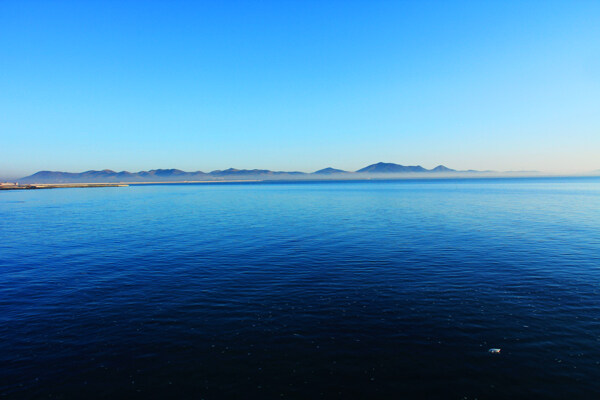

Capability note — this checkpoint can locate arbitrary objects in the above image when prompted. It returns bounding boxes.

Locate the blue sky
[1,0,599,178]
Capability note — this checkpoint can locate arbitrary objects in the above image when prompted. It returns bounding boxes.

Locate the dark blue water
[1,178,599,399]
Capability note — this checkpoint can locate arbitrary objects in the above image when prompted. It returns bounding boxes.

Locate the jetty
[0,182,129,191]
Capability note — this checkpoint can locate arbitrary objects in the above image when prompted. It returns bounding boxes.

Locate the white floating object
[488,348,501,354]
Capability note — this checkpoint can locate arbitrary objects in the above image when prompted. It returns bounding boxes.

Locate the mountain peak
[356,162,427,173]
[431,165,455,172]
[313,167,347,174]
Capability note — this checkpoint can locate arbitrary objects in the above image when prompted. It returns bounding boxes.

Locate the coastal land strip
[0,180,261,191]
[0,183,130,190]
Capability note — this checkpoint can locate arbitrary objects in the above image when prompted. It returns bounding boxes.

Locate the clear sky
[1,0,599,178]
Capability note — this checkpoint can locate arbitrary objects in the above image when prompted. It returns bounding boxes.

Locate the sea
[1,177,599,399]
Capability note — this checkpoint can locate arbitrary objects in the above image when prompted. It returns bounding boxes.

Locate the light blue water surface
[1,178,599,398]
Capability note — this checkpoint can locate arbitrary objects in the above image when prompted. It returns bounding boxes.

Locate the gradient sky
[1,0,599,178]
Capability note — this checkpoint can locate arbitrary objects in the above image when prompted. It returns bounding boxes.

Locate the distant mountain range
[18,162,466,184]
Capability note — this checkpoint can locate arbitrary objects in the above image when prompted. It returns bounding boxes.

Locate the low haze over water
[1,178,600,398]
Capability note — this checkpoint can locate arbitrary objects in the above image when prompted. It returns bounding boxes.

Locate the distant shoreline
[0,183,130,190]
[2,175,599,191]
[0,180,261,190]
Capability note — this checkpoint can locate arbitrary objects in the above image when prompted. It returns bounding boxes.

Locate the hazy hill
[356,162,455,173]
[209,168,304,177]
[313,167,348,175]
[431,165,455,172]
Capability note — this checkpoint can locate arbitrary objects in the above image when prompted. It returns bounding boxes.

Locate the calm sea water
[1,178,599,399]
